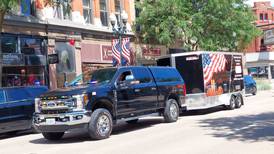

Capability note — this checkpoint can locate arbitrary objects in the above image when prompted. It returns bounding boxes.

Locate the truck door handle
[134,89,141,92]
[151,87,156,90]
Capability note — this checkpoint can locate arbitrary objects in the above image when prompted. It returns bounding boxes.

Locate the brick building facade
[245,1,274,81]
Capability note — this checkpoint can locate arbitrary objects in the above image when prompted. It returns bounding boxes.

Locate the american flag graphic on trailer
[202,53,227,85]
[112,39,121,66]
[122,38,131,65]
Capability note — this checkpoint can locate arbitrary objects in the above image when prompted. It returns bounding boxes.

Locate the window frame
[99,0,109,26]
[83,0,94,24]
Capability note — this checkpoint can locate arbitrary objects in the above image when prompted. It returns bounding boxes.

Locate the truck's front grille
[40,98,76,114]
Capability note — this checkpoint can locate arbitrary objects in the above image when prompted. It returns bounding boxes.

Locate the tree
[135,0,261,51]
[0,0,17,32]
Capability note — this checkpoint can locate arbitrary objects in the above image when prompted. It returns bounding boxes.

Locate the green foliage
[0,0,17,12]
[135,0,261,51]
[255,79,272,91]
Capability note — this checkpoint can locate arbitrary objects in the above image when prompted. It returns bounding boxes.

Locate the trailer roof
[157,51,243,59]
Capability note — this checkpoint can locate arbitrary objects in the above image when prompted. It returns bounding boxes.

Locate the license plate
[46,118,56,125]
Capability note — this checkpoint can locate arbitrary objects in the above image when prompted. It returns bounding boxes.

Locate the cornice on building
[3,14,134,37]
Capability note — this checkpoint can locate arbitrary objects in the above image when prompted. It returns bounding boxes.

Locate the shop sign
[2,53,24,65]
[142,47,161,56]
[264,29,274,45]
[48,54,59,64]
[101,45,113,61]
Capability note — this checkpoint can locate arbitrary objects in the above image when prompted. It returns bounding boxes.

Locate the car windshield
[90,68,117,84]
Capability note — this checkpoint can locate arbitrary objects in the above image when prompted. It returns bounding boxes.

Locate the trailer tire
[42,132,64,140]
[164,99,179,123]
[235,95,243,109]
[88,108,113,140]
[227,95,236,110]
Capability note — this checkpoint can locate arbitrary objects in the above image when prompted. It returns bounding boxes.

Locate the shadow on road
[29,118,164,144]
[181,106,227,116]
[0,130,34,140]
[199,112,274,142]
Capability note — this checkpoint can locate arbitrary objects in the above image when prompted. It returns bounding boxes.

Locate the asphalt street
[0,91,274,154]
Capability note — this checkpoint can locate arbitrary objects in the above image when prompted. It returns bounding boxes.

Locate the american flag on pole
[112,39,121,66]
[121,38,131,65]
[202,53,227,85]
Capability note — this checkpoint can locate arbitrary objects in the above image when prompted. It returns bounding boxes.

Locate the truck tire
[164,99,179,123]
[252,87,257,95]
[42,132,64,140]
[235,95,243,109]
[227,95,236,110]
[88,108,113,140]
[126,119,139,124]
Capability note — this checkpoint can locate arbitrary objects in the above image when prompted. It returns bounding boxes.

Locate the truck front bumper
[33,111,91,132]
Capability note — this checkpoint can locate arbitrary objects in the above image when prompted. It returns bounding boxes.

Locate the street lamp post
[110,10,128,66]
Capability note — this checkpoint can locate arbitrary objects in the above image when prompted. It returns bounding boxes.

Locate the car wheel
[126,119,139,124]
[88,108,113,140]
[252,86,257,95]
[235,95,243,109]
[227,95,236,110]
[164,99,179,123]
[42,132,64,140]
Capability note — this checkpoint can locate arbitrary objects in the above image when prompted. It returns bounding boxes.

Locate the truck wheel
[88,108,113,140]
[126,119,139,124]
[164,99,179,123]
[235,95,243,109]
[227,95,236,110]
[252,87,257,95]
[42,132,64,140]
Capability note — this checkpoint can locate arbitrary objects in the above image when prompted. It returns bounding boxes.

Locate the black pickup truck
[34,66,186,140]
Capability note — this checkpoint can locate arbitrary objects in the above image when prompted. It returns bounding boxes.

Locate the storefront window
[0,34,48,88]
[2,66,46,87]
[248,66,268,79]
[20,38,45,55]
[1,36,18,53]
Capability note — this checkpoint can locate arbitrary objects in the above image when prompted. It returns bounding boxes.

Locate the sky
[245,0,274,7]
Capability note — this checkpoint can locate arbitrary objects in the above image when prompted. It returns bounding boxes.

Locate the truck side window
[118,71,134,82]
[0,90,5,103]
[133,68,153,83]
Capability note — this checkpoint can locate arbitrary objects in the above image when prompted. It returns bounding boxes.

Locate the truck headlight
[35,98,41,112]
[72,94,89,109]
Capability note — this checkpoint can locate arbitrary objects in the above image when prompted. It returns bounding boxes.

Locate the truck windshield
[90,68,117,84]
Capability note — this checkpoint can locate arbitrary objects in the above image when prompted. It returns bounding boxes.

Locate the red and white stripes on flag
[203,54,227,85]
[111,37,131,66]
[112,39,121,66]
[122,37,131,65]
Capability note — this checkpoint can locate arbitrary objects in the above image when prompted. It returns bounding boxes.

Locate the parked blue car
[0,86,48,134]
[244,75,257,95]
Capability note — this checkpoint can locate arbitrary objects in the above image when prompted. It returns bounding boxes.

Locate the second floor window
[83,0,93,24]
[115,0,121,23]
[100,0,108,26]
[260,13,264,21]
[265,13,268,20]
[53,0,72,20]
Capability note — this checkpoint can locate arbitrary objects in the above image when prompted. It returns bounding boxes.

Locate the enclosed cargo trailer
[157,51,244,110]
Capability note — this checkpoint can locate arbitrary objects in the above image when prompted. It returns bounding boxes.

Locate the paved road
[1,91,274,154]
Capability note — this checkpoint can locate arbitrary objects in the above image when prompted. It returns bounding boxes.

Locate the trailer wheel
[42,132,64,141]
[164,99,179,123]
[88,108,113,140]
[227,95,236,110]
[235,95,243,109]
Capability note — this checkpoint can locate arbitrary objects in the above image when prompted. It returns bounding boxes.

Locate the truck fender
[91,98,115,117]
[165,93,181,108]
